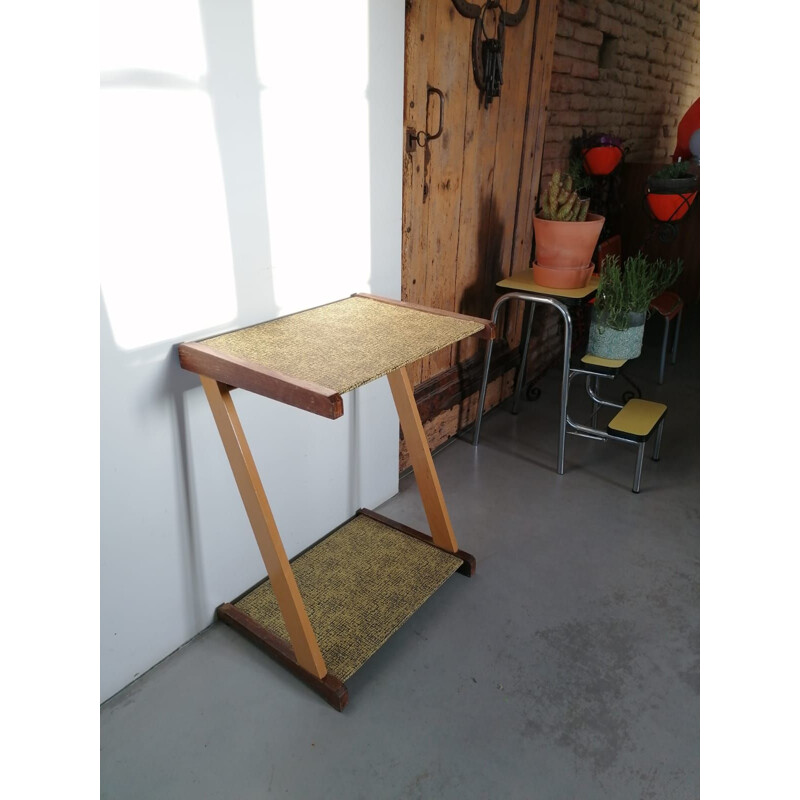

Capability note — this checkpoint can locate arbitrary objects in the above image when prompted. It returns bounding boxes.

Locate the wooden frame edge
[352,293,496,340]
[357,508,476,577]
[179,342,344,419]
[217,603,349,712]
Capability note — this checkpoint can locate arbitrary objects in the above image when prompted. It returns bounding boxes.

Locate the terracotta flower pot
[532,261,594,290]
[533,212,605,269]
[582,145,623,176]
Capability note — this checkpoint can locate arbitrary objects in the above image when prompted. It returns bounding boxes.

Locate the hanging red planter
[646,191,698,222]
[645,170,699,222]
[582,145,623,176]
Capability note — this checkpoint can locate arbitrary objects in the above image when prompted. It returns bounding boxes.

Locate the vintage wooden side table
[179,294,494,710]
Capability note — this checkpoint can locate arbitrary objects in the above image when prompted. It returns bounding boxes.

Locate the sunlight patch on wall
[100,0,207,79]
[252,1,372,315]
[100,88,236,350]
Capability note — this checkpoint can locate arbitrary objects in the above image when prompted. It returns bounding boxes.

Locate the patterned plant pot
[588,308,646,360]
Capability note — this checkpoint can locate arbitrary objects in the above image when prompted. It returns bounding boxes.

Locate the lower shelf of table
[217,509,475,707]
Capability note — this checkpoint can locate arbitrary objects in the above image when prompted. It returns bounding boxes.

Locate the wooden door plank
[402,0,438,387]
[511,0,559,279]
[451,24,503,368]
[418,1,472,383]
[488,5,541,351]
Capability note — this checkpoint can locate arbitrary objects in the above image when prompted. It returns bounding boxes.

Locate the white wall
[100,0,405,702]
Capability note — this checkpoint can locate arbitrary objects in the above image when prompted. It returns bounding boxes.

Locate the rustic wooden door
[401,0,558,456]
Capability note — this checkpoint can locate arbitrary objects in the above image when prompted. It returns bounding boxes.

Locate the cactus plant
[539,170,591,222]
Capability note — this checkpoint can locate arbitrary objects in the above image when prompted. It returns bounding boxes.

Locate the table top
[179,294,493,418]
[496,270,599,304]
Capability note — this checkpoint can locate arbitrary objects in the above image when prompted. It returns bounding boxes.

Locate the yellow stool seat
[608,399,667,442]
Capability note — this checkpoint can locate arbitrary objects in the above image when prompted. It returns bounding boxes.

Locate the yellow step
[571,353,628,376]
[608,399,667,442]
[582,354,627,370]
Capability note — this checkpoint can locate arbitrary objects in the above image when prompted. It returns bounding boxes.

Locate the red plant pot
[646,191,698,222]
[582,146,623,176]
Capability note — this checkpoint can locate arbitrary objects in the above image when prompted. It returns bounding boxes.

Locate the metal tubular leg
[633,442,646,493]
[652,418,665,461]
[472,292,571,474]
[472,299,505,446]
[511,303,536,414]
[471,337,495,446]
[670,307,682,365]
[554,301,572,475]
[658,315,670,384]
[590,375,601,427]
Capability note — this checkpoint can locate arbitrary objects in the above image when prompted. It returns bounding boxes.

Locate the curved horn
[451,0,482,20]
[501,0,530,27]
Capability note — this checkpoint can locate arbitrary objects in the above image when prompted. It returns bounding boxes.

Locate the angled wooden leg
[199,376,327,679]
[387,366,459,554]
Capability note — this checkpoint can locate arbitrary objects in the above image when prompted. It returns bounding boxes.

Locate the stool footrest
[608,399,667,442]
[571,354,628,377]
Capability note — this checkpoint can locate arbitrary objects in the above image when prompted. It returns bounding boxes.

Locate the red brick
[552,54,573,74]
[573,25,604,46]
[650,61,672,80]
[597,14,624,37]
[547,93,571,112]
[607,82,627,99]
[543,141,569,161]
[556,17,575,38]
[554,36,599,62]
[548,110,583,127]
[620,38,648,58]
[549,74,585,93]
[665,40,686,57]
[572,60,600,80]
[569,93,591,111]
[559,0,597,25]
[647,46,668,66]
[617,54,649,73]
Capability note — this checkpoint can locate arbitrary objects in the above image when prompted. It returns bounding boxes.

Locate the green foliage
[651,161,693,180]
[595,253,683,330]
[567,156,594,196]
[538,169,591,222]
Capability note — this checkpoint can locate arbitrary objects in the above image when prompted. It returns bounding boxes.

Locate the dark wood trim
[353,293,496,340]
[179,342,344,419]
[412,339,517,423]
[216,603,349,712]
[357,508,476,577]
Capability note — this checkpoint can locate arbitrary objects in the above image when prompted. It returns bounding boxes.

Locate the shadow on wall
[100,0,403,700]
[100,0,276,637]
[453,194,505,430]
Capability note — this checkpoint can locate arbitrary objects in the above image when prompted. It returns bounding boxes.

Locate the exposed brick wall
[541,0,700,189]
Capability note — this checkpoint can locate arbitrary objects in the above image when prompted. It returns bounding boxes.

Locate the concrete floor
[101,307,699,800]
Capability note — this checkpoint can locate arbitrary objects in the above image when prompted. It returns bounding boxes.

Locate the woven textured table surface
[235,514,463,682]
[199,295,485,394]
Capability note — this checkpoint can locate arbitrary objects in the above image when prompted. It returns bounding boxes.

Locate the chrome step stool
[568,354,667,493]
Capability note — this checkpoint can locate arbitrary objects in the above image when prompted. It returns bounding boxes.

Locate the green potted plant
[533,169,605,289]
[646,161,699,222]
[588,253,683,359]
